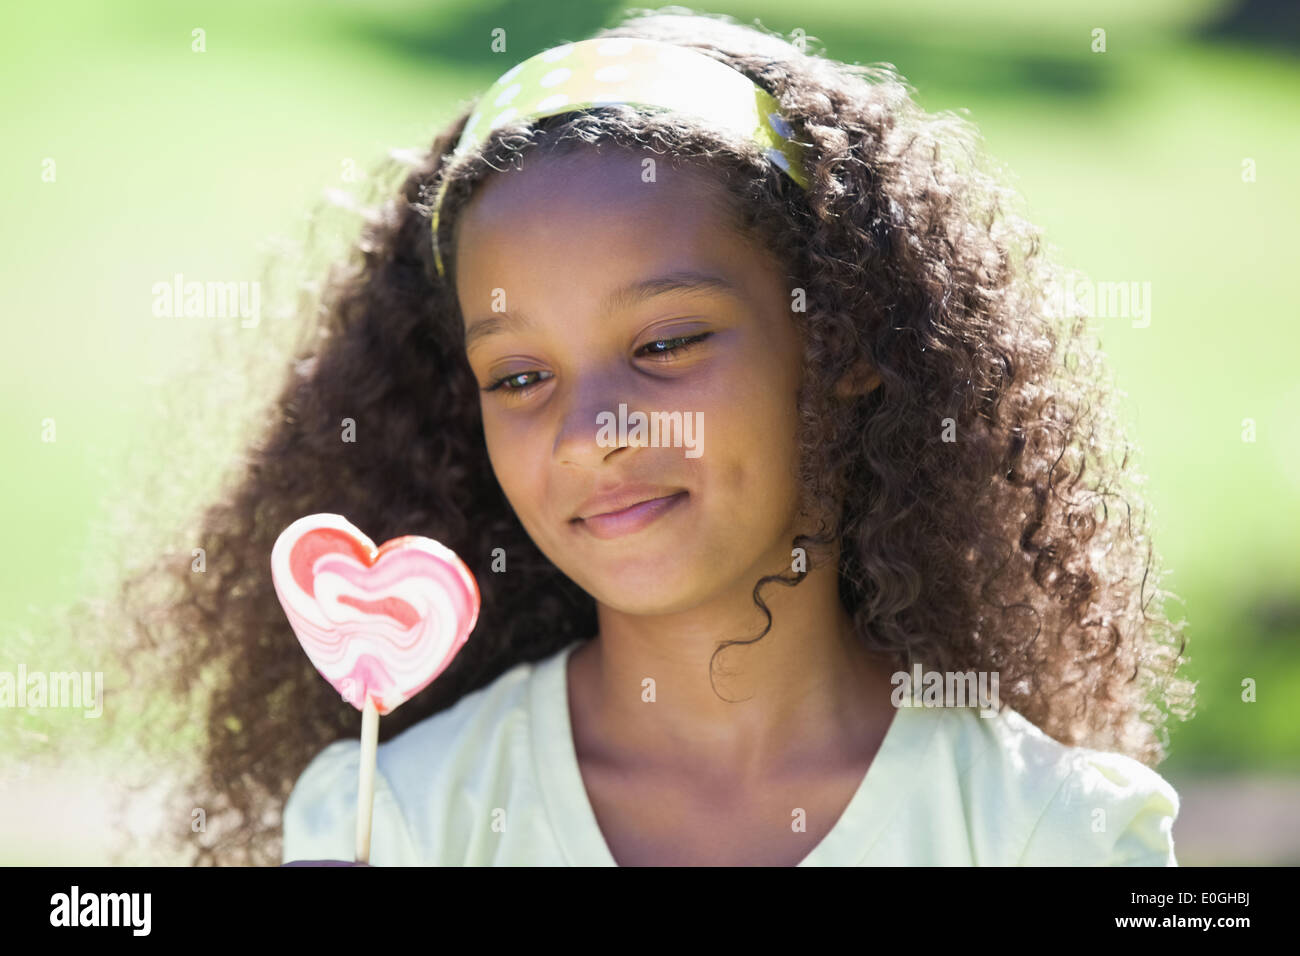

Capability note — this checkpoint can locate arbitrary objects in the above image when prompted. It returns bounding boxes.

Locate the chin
[580,560,712,615]
[593,589,708,617]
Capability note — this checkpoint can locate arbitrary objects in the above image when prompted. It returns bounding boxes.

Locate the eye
[482,332,712,399]
[636,332,712,360]
[483,370,554,395]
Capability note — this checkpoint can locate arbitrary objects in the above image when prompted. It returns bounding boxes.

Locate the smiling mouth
[571,491,689,540]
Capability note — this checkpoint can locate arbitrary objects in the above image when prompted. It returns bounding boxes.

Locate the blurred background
[1,0,1296,865]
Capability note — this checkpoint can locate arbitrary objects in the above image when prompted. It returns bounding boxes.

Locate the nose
[553,369,637,468]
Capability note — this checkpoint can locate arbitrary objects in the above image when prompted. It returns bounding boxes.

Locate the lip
[573,483,687,522]
[571,489,688,540]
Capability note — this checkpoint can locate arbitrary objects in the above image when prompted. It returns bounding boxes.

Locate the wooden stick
[355,696,379,863]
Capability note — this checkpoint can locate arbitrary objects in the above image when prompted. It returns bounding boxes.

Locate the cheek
[690,390,797,512]
[480,410,533,502]
[704,346,800,455]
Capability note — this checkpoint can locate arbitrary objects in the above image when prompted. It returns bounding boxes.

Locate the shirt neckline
[530,638,942,866]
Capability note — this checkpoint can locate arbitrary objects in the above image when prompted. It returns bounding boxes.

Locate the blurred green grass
[1,0,1297,808]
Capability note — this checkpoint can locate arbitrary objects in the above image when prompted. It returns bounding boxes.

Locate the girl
[112,8,1194,866]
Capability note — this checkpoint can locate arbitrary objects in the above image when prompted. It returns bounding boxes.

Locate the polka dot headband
[428,36,811,278]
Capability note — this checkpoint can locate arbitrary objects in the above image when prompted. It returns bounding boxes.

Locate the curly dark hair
[86,7,1193,865]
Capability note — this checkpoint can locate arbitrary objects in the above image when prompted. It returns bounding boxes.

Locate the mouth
[570,491,689,540]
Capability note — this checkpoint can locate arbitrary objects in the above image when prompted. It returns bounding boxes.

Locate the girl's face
[454,147,808,615]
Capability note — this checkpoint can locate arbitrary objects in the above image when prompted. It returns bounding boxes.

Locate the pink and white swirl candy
[270,513,480,715]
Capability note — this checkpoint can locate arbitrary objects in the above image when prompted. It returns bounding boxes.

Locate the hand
[281,859,372,866]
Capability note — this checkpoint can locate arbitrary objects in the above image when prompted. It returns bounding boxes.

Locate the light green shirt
[282,639,1179,865]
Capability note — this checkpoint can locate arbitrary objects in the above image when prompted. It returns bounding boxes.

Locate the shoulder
[282,644,572,865]
[933,706,1180,866]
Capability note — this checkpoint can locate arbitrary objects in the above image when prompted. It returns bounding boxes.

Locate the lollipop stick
[355,696,379,863]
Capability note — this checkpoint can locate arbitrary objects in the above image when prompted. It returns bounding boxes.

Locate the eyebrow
[463,270,742,350]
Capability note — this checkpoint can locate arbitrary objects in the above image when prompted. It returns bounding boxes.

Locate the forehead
[452,147,767,305]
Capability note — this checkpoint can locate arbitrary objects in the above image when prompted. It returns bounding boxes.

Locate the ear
[834,357,882,399]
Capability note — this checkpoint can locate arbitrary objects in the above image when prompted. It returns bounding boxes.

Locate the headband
[428,36,811,278]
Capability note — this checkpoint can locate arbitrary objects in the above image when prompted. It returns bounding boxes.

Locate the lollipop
[271,513,480,863]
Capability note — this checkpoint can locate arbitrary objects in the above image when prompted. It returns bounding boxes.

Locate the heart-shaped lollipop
[273,513,481,864]
[271,513,480,715]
